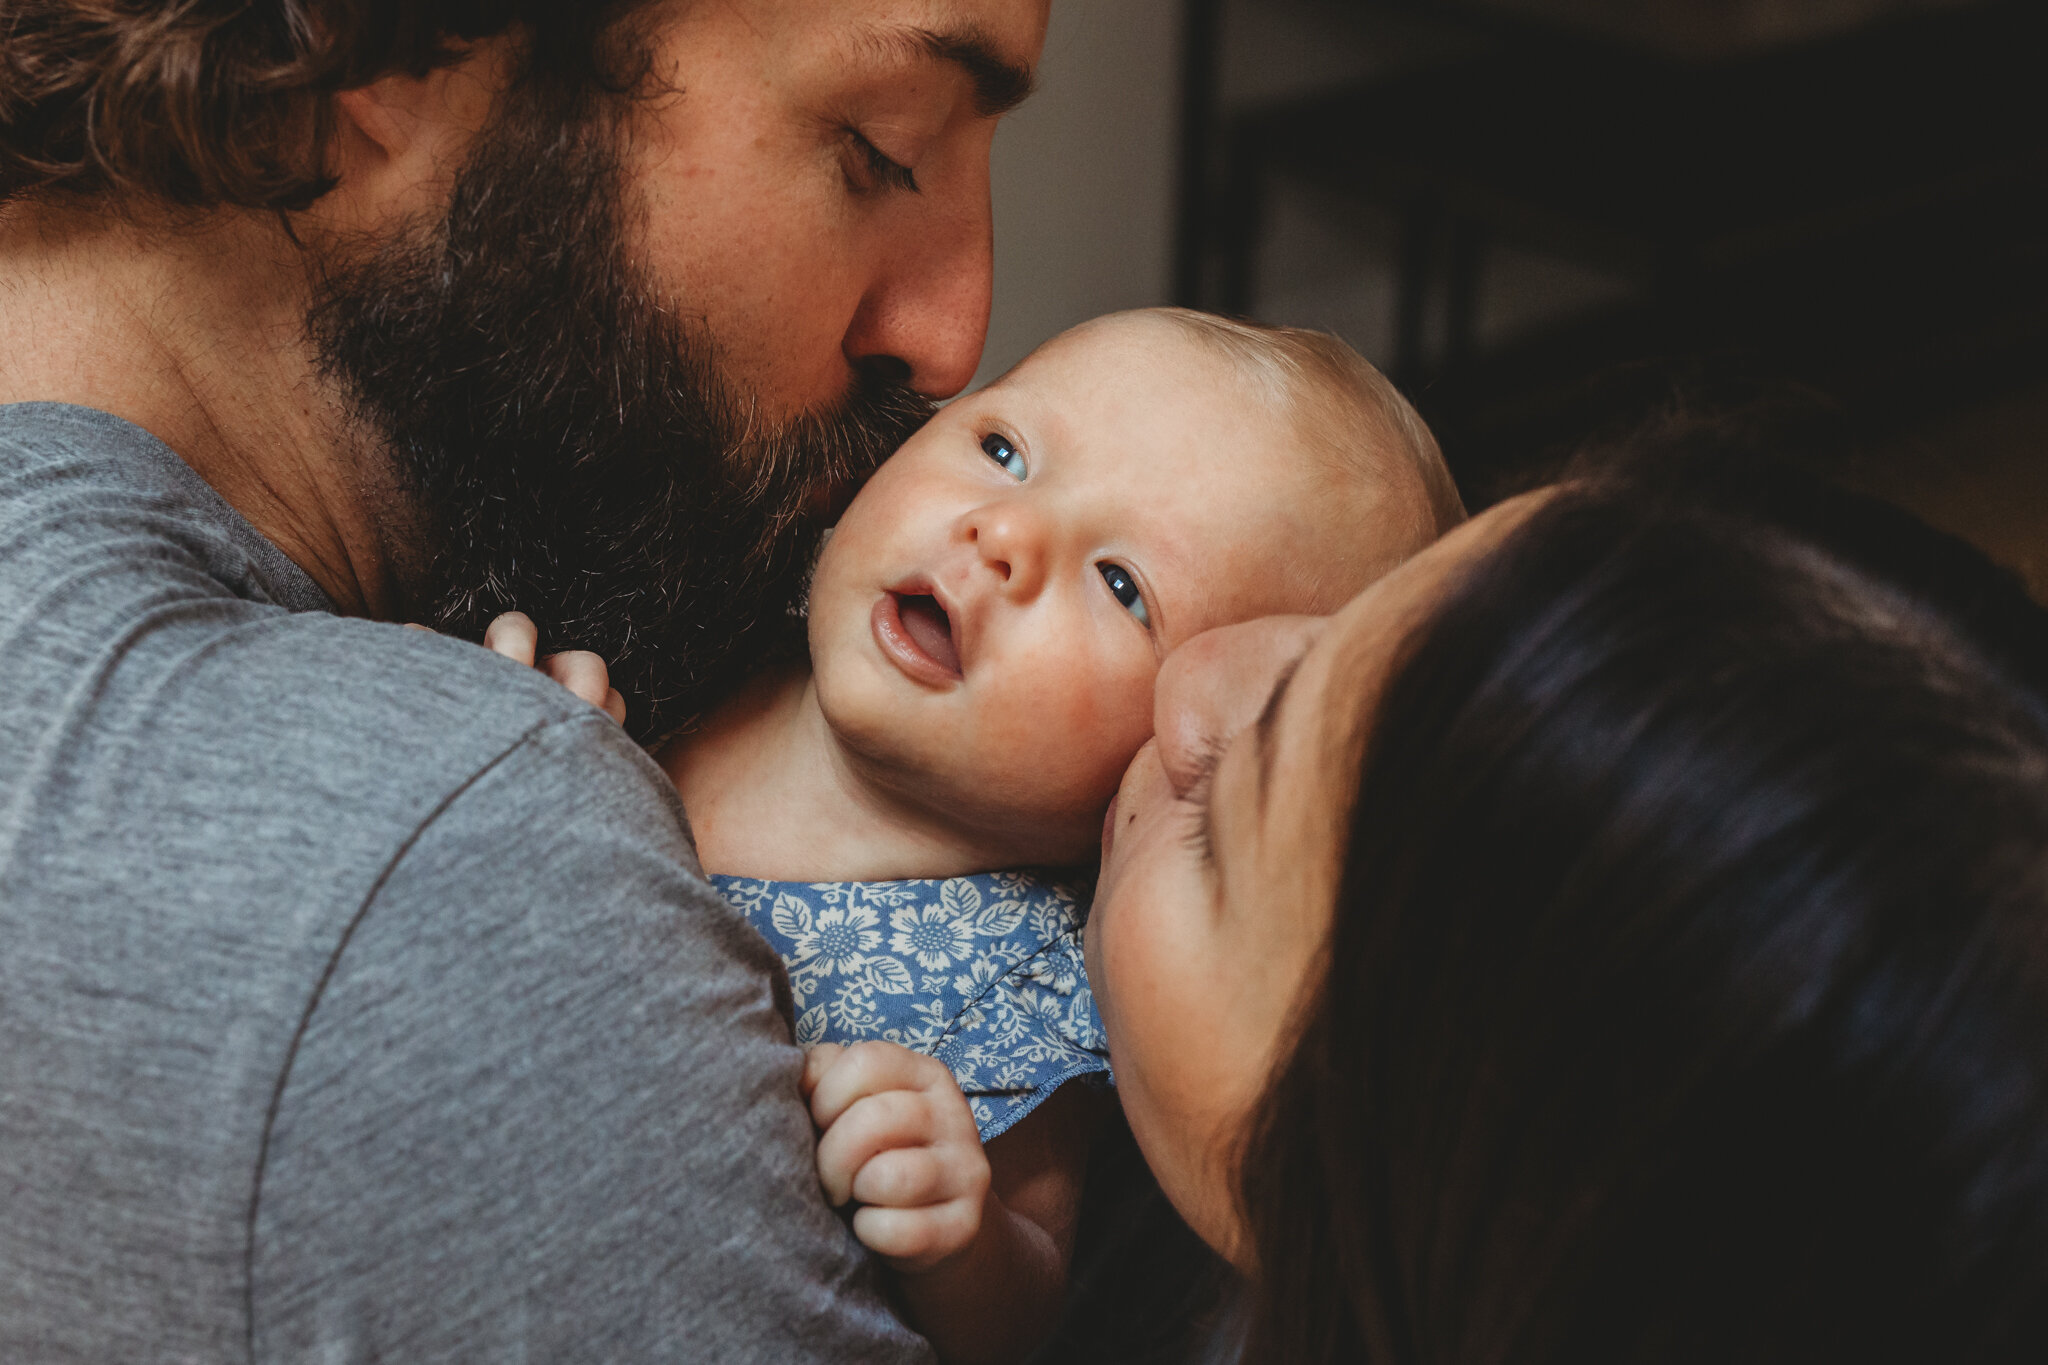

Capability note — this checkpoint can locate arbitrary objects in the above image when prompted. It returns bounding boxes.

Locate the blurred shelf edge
[1459,0,1986,62]
[1175,0,2048,506]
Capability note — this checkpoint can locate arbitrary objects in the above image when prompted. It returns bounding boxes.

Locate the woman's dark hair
[0,0,658,212]
[1241,444,2048,1364]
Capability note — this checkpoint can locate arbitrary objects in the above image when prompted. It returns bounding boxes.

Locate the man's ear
[320,40,514,233]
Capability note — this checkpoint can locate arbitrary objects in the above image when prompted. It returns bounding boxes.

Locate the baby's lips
[872,589,965,687]
[901,594,960,675]
[883,571,974,675]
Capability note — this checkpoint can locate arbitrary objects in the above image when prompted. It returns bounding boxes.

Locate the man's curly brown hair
[0,0,660,211]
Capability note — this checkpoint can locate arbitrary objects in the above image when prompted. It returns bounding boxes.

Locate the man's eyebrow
[1255,656,1304,805]
[902,25,1037,117]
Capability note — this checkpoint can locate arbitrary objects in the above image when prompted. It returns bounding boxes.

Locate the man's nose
[840,181,994,400]
[1154,616,1329,797]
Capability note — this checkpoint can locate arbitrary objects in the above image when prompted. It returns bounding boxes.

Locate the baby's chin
[807,628,1128,864]
[833,721,1112,865]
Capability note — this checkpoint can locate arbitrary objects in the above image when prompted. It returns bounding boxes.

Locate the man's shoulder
[0,397,704,1064]
[0,400,214,537]
[248,666,927,1362]
[0,540,699,1006]
[0,411,771,1357]
[0,415,929,1361]
[144,609,704,920]
[0,400,331,611]
[0,399,153,472]
[279,616,703,878]
[0,394,684,869]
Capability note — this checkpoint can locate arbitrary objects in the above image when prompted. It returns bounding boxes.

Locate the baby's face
[807,313,1388,865]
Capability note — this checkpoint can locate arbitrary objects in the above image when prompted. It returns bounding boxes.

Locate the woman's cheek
[1087,873,1239,1254]
[1090,833,1196,1050]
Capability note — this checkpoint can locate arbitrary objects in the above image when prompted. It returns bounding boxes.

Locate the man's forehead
[836,1,1045,115]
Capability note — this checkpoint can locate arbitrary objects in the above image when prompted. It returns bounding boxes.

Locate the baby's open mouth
[894,593,960,675]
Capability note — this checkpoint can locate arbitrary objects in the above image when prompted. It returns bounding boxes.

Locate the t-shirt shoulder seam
[236,708,624,1358]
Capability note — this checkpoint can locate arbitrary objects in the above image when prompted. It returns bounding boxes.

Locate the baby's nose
[1154,616,1327,797]
[968,503,1047,595]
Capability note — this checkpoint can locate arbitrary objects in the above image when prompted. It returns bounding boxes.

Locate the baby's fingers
[808,1040,957,1131]
[819,1087,992,1212]
[851,1198,986,1271]
[483,612,539,667]
[800,1043,847,1103]
[815,1089,932,1206]
[541,650,626,725]
[849,1142,968,1210]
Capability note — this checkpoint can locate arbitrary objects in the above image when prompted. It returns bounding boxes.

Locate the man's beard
[308,88,935,742]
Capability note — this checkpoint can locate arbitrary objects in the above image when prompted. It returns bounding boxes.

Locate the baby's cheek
[1007,663,1157,804]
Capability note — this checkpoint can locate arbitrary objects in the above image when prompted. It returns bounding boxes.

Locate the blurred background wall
[981,0,2048,596]
[976,0,1180,386]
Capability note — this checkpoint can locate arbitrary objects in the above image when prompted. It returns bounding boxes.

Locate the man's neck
[663,668,1018,882]
[0,198,402,617]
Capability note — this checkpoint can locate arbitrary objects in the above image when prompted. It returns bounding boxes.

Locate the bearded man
[0,1,1046,1359]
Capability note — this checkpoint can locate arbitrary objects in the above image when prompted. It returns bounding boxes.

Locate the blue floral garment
[710,870,1110,1142]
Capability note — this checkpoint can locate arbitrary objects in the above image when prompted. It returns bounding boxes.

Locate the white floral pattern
[712,870,1111,1141]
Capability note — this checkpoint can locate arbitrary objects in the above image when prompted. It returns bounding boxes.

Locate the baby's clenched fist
[802,1040,992,1273]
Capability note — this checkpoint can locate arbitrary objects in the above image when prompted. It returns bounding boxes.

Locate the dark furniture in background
[1176,0,2048,503]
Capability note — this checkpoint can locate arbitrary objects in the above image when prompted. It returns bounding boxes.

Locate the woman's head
[1086,454,2048,1362]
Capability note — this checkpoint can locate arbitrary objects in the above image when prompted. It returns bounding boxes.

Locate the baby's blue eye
[981,431,1028,480]
[1098,562,1150,628]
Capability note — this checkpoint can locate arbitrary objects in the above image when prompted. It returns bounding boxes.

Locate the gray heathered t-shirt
[0,403,932,1363]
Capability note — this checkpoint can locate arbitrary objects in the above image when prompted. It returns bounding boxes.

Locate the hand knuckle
[943,1197,983,1240]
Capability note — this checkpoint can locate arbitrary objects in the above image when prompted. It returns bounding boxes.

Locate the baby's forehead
[1005,314,1280,414]
[1147,482,1404,642]
[1001,320,1369,504]
[982,311,1449,621]
[1038,311,1233,367]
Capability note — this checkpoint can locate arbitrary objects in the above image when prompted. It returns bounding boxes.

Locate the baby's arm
[803,1041,1101,1365]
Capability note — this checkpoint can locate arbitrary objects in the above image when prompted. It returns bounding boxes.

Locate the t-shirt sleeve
[247,712,932,1364]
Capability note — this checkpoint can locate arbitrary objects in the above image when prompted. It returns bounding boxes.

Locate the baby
[496,308,1460,1363]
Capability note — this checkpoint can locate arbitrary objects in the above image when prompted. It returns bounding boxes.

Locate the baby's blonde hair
[1132,307,1465,559]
